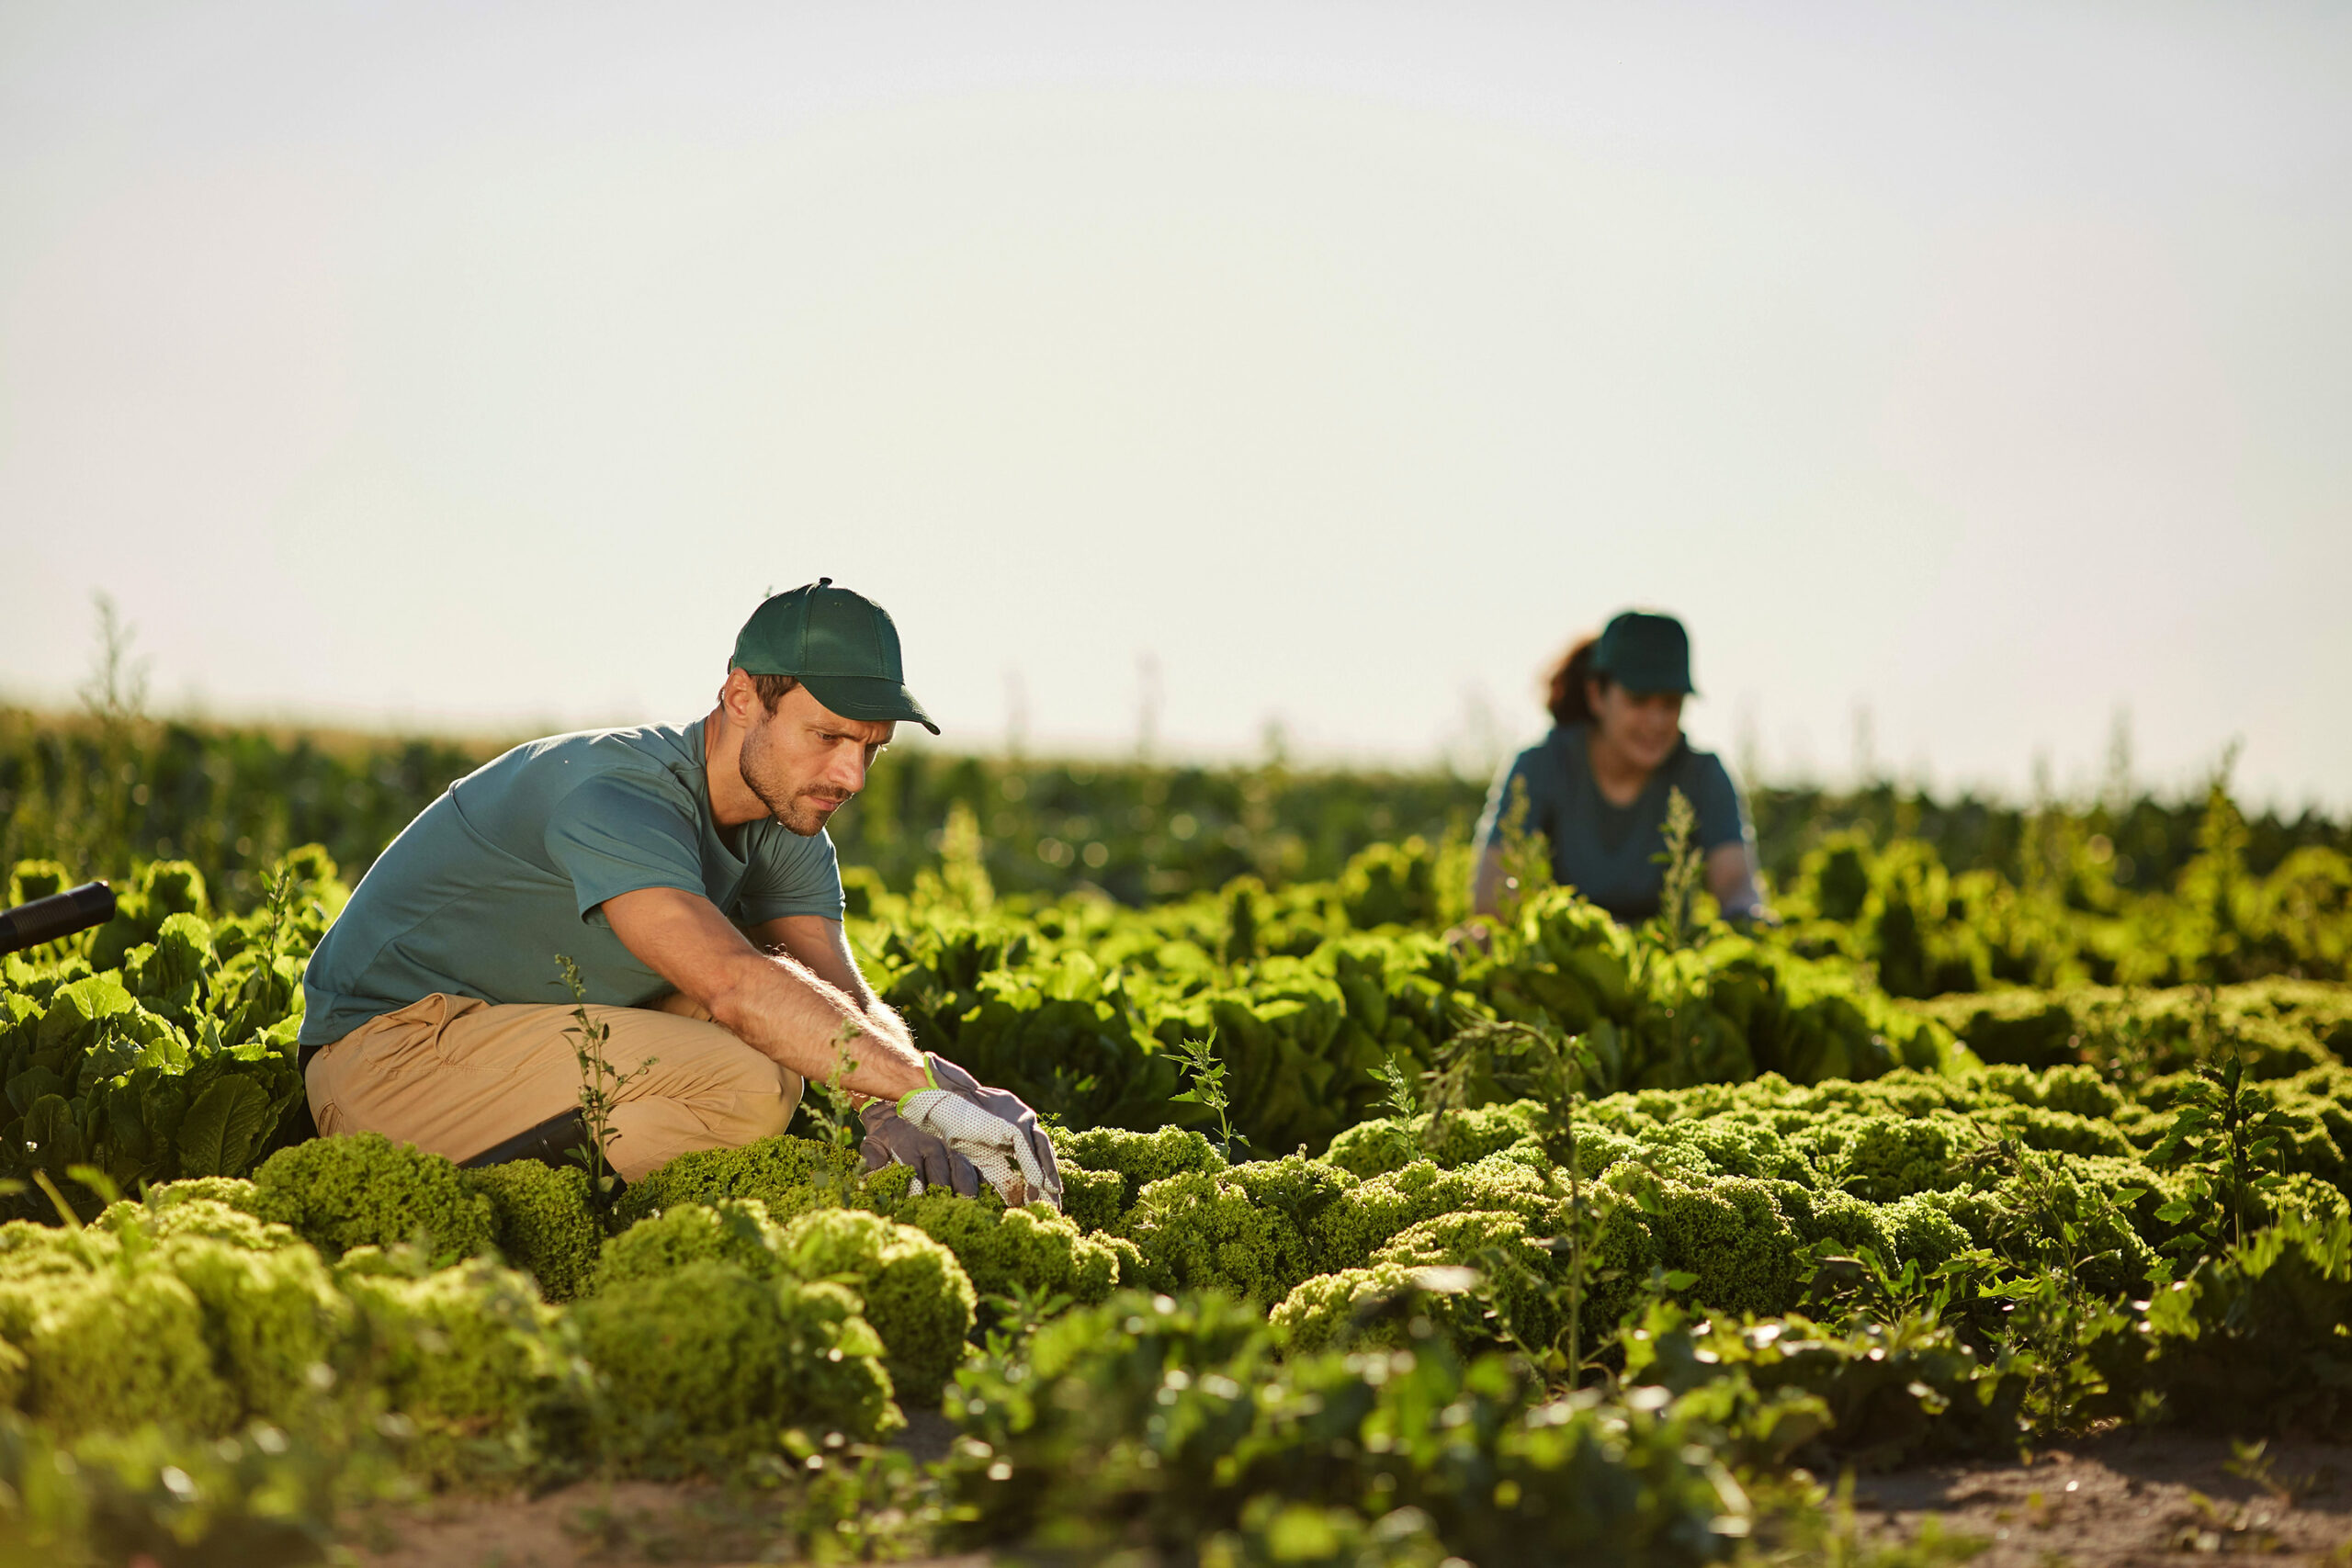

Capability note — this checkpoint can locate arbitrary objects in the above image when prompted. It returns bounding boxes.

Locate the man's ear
[719,667,758,720]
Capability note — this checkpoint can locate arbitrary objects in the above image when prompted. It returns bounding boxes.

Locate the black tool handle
[0,881,117,956]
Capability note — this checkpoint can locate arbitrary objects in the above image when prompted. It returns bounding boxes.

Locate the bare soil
[347,1414,972,1568]
[1849,1429,2352,1565]
[345,1427,2352,1567]
[347,1474,997,1568]
[350,1479,805,1567]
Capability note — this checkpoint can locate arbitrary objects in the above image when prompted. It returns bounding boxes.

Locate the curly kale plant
[1123,1156,1357,1303]
[1650,1177,1805,1317]
[105,1186,296,1253]
[0,1256,232,1438]
[612,1134,868,1226]
[156,1235,354,1426]
[1322,1100,1545,1179]
[943,1289,1749,1565]
[461,1160,602,1302]
[884,1189,1123,1308]
[249,1133,493,1265]
[775,1206,977,1409]
[571,1261,899,1472]
[1310,1157,1556,1275]
[595,1199,978,1410]
[338,1255,586,1485]
[0,1206,364,1440]
[594,1196,790,1289]
[1269,1261,1493,1353]
[1048,1123,1226,1232]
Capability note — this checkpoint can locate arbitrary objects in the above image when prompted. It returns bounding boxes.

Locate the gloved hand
[859,1053,1062,1212]
[859,1098,983,1197]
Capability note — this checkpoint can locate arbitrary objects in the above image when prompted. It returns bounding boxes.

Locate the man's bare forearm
[840,997,920,1108]
[863,995,915,1055]
[601,887,931,1100]
[706,946,928,1100]
[756,947,915,1061]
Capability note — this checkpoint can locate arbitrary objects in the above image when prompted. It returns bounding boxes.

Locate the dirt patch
[348,1477,992,1568]
[1849,1429,2352,1565]
[347,1412,975,1566]
[346,1427,2352,1567]
[343,1419,973,1561]
[350,1479,757,1567]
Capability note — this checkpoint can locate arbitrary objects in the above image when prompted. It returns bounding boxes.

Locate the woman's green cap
[1594,609,1697,695]
[732,579,939,735]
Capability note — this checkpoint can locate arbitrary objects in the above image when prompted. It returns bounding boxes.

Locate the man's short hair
[722,670,801,712]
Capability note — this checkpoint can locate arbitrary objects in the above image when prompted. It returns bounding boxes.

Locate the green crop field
[2,709,2350,1564]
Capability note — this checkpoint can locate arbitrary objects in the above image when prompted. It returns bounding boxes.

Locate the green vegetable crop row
[1,824,2347,1565]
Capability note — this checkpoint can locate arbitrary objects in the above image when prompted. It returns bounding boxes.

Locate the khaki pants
[305,992,806,1182]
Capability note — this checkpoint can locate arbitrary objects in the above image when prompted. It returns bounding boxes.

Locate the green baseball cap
[1593,610,1697,695]
[731,579,939,735]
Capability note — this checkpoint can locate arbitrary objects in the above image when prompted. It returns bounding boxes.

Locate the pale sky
[3,1,2346,809]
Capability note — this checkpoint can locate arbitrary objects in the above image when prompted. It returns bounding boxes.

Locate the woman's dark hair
[1544,635,1608,728]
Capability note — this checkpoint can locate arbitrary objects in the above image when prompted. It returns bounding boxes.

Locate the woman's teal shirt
[1473,723,1751,922]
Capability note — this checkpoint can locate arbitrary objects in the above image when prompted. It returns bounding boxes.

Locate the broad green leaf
[5,1065,67,1117]
[175,1074,271,1179]
[19,1093,85,1171]
[35,974,136,1055]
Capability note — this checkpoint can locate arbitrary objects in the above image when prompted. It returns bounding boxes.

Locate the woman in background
[1471,609,1768,925]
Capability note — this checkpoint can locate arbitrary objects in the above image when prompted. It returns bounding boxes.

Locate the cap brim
[1610,666,1698,696]
[797,672,940,735]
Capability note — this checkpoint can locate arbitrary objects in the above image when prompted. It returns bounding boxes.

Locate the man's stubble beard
[740,719,849,838]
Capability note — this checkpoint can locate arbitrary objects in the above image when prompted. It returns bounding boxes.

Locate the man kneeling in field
[296,579,1058,1208]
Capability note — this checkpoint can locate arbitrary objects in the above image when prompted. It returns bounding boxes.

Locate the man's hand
[860,1054,1062,1212]
[859,1099,983,1196]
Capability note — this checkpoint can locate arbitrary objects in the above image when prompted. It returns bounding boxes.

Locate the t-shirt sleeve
[1689,752,1752,854]
[543,770,708,920]
[738,829,847,924]
[1473,747,1553,856]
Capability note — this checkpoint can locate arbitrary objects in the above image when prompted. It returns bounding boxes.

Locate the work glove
[859,1099,983,1198]
[859,1053,1063,1212]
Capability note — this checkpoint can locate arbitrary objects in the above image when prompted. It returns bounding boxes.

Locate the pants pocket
[367,992,486,1072]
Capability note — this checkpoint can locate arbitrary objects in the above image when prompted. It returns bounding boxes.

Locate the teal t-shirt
[1474,723,1751,922]
[299,720,844,1045]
